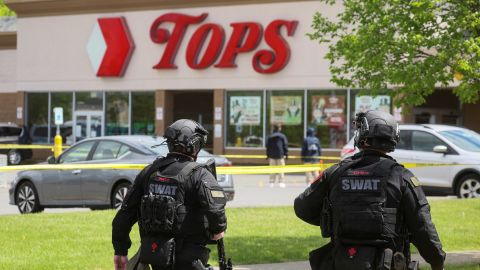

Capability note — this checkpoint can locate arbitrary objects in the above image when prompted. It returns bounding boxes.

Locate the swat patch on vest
[149,184,178,196]
[341,178,382,192]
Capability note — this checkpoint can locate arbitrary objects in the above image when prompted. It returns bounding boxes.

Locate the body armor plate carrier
[138,159,203,268]
[326,158,404,270]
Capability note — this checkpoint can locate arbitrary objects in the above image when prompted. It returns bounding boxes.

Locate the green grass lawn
[0,199,479,269]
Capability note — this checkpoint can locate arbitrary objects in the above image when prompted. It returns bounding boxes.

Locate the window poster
[270,96,302,125]
[311,95,346,127]
[355,95,391,114]
[229,96,261,125]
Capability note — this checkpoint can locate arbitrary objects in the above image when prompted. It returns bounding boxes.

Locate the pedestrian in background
[301,127,321,186]
[266,124,288,188]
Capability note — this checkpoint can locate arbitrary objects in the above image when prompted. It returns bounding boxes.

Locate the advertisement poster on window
[355,95,391,114]
[229,96,261,125]
[311,95,346,128]
[270,96,302,125]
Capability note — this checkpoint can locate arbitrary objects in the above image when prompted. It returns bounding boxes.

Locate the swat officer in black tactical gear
[294,110,445,270]
[112,119,227,270]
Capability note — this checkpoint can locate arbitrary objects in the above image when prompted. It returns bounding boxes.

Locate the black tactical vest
[329,158,400,246]
[139,159,203,236]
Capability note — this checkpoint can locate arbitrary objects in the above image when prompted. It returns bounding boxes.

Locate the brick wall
[0,93,18,123]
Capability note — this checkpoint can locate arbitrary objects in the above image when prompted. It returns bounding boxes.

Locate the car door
[390,130,415,163]
[82,141,132,204]
[406,130,454,187]
[42,140,96,204]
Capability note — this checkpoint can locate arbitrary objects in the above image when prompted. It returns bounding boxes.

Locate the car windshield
[439,129,480,152]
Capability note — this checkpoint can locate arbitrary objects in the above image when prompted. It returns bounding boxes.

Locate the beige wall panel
[16,1,339,91]
[0,49,17,92]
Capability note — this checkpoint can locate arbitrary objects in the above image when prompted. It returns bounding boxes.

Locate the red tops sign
[90,13,298,77]
[150,13,298,74]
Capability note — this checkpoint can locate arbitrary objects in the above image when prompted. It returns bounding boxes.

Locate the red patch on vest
[348,247,357,258]
[151,242,158,253]
[156,177,170,182]
[350,170,370,176]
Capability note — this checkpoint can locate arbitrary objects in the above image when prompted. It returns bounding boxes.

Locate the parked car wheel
[111,182,130,210]
[7,149,22,165]
[456,174,480,199]
[16,181,44,214]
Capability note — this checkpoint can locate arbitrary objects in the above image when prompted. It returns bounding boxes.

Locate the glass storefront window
[106,92,129,135]
[131,92,155,135]
[75,91,103,111]
[267,90,304,148]
[50,93,73,145]
[27,93,49,144]
[74,91,104,142]
[226,91,264,147]
[349,90,392,139]
[307,90,347,149]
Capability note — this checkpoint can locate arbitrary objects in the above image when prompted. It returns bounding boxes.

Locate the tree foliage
[310,0,480,106]
[0,0,15,17]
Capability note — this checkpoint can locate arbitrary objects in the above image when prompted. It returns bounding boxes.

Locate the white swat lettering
[149,184,178,196]
[363,180,372,190]
[341,179,381,191]
[342,179,350,190]
[350,179,364,190]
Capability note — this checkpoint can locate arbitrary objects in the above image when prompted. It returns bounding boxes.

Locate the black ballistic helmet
[164,119,208,157]
[354,110,400,152]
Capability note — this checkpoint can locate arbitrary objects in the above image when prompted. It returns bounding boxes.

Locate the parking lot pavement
[0,172,456,215]
[226,174,309,208]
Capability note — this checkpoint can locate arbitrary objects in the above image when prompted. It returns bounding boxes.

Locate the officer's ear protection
[185,134,206,155]
[184,126,208,155]
[354,112,369,148]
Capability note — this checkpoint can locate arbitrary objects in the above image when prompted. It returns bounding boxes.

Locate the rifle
[217,238,233,270]
[204,158,233,270]
[192,259,214,270]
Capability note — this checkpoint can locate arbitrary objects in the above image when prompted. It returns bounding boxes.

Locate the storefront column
[0,92,21,123]
[154,90,173,136]
[16,91,25,125]
[462,103,480,133]
[213,89,225,155]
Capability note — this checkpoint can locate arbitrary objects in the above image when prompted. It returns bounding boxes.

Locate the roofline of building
[5,0,312,18]
[0,32,16,50]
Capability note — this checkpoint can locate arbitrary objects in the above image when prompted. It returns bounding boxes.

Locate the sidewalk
[231,251,480,269]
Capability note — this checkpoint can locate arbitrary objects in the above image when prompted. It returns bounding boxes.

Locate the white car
[341,125,480,198]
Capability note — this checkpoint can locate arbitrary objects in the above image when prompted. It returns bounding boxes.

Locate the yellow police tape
[0,162,460,174]
[0,144,339,160]
[221,154,341,160]
[0,144,69,150]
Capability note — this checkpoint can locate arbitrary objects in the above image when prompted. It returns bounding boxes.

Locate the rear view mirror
[47,156,56,164]
[433,145,448,154]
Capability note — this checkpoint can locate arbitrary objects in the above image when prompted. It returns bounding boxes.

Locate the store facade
[0,0,478,161]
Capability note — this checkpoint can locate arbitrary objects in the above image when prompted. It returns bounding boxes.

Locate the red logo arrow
[88,17,135,77]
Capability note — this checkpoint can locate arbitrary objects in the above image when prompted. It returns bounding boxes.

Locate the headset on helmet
[353,110,400,152]
[164,119,208,156]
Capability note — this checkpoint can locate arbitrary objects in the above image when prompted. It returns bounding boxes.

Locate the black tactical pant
[151,243,210,270]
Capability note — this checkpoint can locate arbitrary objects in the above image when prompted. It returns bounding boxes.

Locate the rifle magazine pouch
[140,195,176,234]
[139,236,175,267]
[334,245,377,270]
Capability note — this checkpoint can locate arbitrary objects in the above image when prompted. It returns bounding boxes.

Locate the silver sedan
[9,136,235,214]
